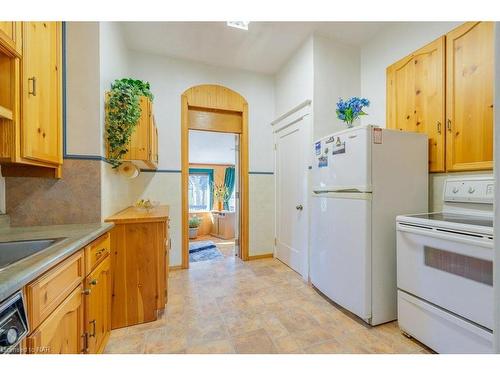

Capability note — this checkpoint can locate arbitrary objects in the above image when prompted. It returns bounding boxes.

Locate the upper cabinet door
[446,22,494,172]
[21,22,62,165]
[125,96,151,161]
[0,22,22,56]
[387,36,445,172]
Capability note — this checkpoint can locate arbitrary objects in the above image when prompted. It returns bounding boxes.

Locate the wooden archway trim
[181,84,249,268]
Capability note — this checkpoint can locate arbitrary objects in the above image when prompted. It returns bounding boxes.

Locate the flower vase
[217,200,223,211]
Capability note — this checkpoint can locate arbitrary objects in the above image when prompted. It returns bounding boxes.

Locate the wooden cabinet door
[85,256,111,354]
[0,22,22,56]
[125,96,150,161]
[387,36,445,172]
[156,222,167,310]
[21,22,62,165]
[446,22,494,171]
[26,284,84,354]
[110,222,162,329]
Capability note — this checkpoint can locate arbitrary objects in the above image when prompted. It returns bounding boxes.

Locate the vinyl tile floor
[104,237,431,354]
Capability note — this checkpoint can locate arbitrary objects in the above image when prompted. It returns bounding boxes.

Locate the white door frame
[271,100,312,281]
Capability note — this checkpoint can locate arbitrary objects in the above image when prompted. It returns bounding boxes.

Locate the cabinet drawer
[26,250,84,330]
[84,233,110,274]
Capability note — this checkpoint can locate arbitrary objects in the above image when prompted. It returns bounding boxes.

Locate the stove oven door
[396,222,493,330]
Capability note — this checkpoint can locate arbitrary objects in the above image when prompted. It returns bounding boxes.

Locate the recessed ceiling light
[226,21,249,31]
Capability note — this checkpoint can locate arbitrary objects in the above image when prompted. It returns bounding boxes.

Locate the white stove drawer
[396,224,493,329]
[398,291,493,354]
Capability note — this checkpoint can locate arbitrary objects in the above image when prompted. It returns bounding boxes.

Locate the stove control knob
[452,187,459,194]
[0,327,19,346]
[468,187,475,194]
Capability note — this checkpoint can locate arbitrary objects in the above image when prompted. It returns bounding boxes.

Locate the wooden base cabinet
[26,285,85,354]
[24,231,112,354]
[84,256,111,354]
[105,206,169,330]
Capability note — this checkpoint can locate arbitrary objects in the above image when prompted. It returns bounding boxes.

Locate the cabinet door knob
[90,279,98,286]
[28,76,37,96]
[82,288,91,295]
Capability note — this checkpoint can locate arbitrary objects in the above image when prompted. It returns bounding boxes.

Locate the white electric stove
[396,177,494,354]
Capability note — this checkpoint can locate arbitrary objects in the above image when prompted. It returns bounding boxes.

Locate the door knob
[295,205,303,210]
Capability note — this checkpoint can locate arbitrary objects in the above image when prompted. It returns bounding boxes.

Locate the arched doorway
[181,84,249,268]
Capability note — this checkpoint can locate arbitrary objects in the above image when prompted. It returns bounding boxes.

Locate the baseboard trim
[169,265,183,271]
[247,253,274,260]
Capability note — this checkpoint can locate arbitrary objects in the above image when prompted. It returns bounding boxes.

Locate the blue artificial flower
[335,97,370,126]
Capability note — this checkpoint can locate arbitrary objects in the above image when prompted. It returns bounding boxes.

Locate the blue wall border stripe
[141,169,182,173]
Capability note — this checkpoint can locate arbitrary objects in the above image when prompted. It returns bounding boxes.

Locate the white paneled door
[275,114,310,278]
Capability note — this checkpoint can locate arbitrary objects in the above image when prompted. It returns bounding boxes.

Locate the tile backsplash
[5,159,101,226]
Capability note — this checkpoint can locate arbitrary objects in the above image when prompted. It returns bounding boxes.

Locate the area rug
[189,240,223,263]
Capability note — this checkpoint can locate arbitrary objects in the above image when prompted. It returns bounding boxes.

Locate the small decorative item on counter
[211,182,229,211]
[189,216,202,239]
[336,97,370,128]
[135,199,159,212]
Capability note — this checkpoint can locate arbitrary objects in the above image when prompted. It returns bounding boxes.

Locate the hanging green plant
[106,78,154,168]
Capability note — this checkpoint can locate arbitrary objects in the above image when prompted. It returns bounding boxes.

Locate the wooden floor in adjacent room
[104,239,430,354]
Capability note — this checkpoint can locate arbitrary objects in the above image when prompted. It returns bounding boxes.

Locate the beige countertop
[0,222,113,302]
[105,205,169,224]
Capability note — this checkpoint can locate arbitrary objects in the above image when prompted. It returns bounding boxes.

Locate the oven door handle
[397,223,493,259]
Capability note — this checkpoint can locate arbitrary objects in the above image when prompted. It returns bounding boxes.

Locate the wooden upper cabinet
[124,96,150,162]
[387,36,445,172]
[21,22,62,166]
[110,95,158,170]
[0,22,22,56]
[445,22,494,172]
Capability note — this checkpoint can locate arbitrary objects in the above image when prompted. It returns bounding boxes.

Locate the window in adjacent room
[188,168,213,211]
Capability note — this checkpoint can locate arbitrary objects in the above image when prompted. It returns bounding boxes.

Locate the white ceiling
[120,22,388,74]
[189,130,236,165]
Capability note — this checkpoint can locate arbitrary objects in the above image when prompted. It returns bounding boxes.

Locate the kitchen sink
[0,238,65,270]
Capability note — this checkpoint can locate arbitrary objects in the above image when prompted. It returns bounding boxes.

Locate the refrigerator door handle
[312,191,372,200]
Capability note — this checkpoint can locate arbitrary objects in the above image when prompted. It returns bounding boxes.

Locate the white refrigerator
[310,125,428,325]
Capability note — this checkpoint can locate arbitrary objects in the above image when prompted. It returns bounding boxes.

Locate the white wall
[189,130,236,165]
[360,22,461,127]
[274,37,314,117]
[127,51,275,172]
[124,49,276,264]
[66,22,101,156]
[313,34,361,139]
[98,22,140,219]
